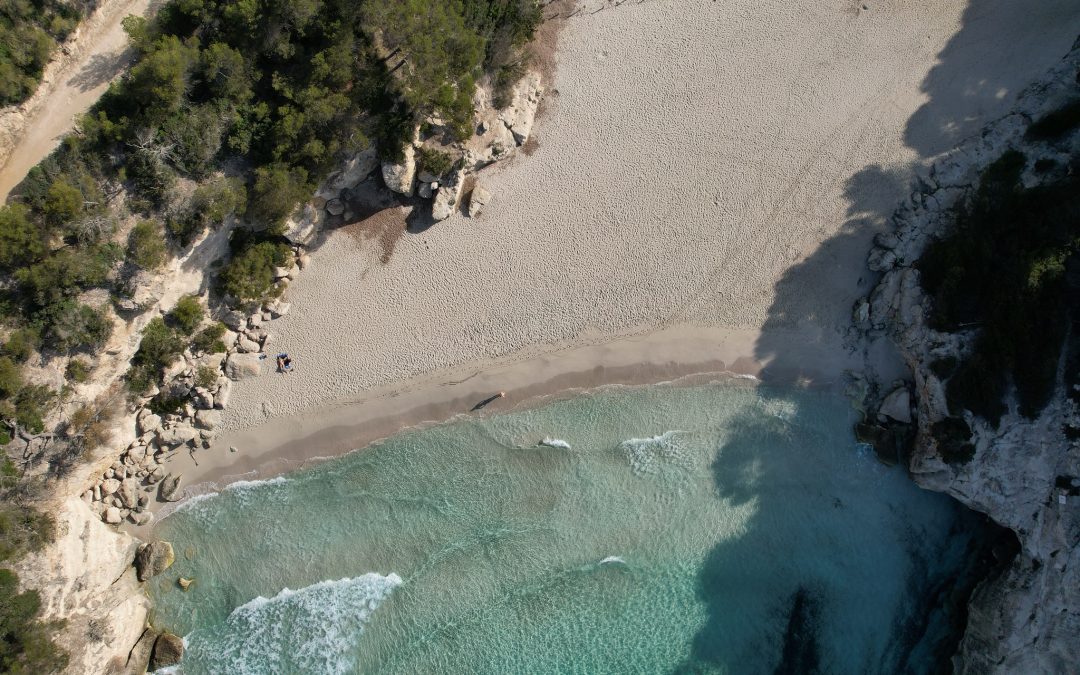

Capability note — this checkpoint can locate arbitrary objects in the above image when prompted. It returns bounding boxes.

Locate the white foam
[225,476,290,492]
[539,437,572,450]
[619,431,684,475]
[599,555,625,565]
[183,573,402,674]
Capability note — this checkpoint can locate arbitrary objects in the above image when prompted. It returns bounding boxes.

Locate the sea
[148,381,996,674]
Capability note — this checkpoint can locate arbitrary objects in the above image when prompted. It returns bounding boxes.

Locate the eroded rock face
[432,169,466,221]
[499,70,543,145]
[862,44,1080,675]
[135,541,175,582]
[13,498,149,675]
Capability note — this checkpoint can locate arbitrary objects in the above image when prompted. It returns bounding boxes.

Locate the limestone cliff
[13,497,149,675]
[863,39,1080,674]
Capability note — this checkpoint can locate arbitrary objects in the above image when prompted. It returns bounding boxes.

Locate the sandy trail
[155,0,1079,493]
[0,0,155,202]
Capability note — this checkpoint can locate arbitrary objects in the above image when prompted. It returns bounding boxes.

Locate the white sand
[171,0,1080,483]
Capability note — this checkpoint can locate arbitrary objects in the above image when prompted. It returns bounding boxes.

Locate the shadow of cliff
[685,0,1079,672]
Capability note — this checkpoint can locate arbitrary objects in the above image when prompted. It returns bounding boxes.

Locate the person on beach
[276,354,292,373]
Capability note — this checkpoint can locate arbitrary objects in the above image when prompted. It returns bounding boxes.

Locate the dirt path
[0,0,155,202]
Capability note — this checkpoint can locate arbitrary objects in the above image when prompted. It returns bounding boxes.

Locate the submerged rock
[135,541,175,581]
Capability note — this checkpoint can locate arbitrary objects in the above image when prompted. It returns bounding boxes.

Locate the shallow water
[150,382,986,674]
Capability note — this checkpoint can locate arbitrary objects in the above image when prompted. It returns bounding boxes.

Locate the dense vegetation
[919,148,1080,425]
[0,0,85,106]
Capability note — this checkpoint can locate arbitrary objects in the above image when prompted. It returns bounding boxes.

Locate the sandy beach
[157,0,1080,503]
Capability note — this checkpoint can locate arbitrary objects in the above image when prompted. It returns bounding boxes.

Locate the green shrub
[42,178,84,227]
[0,204,48,272]
[0,568,69,673]
[195,365,219,389]
[38,302,113,353]
[170,176,247,246]
[932,417,976,465]
[919,150,1080,424]
[248,164,310,233]
[221,240,291,302]
[0,358,22,399]
[65,358,91,383]
[3,328,41,363]
[192,322,228,353]
[127,317,184,394]
[416,147,457,178]
[6,385,56,434]
[168,295,204,334]
[127,219,168,270]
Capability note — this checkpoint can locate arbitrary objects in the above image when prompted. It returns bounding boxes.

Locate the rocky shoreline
[857,37,1080,673]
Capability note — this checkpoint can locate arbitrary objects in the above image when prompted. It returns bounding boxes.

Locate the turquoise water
[149,382,985,674]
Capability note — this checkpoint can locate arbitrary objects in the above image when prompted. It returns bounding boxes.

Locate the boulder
[237,336,261,353]
[157,424,199,448]
[432,169,466,221]
[417,181,433,199]
[214,379,233,409]
[125,628,160,675]
[150,632,185,670]
[467,185,492,218]
[137,410,162,435]
[225,353,263,380]
[297,254,310,270]
[273,266,291,279]
[193,387,214,410]
[269,301,291,318]
[194,409,222,431]
[178,577,194,591]
[381,144,417,196]
[118,479,140,509]
[129,511,153,526]
[159,474,183,502]
[100,478,121,495]
[325,198,345,216]
[135,541,175,581]
[103,507,122,524]
[879,386,912,424]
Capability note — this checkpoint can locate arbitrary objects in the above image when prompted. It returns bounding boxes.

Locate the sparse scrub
[127,220,168,270]
[168,295,204,334]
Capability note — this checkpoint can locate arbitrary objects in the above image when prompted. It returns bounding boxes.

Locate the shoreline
[142,323,901,532]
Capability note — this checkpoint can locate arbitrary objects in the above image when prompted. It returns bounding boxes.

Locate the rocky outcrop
[467,184,491,218]
[860,42,1080,675]
[431,168,466,221]
[381,144,417,196]
[498,70,543,146]
[134,540,175,581]
[225,352,263,380]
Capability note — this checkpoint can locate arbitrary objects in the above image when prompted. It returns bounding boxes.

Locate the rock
[879,386,912,424]
[100,478,121,495]
[215,379,233,409]
[193,387,214,410]
[329,146,379,191]
[467,185,492,218]
[874,232,900,250]
[159,474,183,502]
[126,628,160,675]
[137,410,162,435]
[273,266,291,279]
[229,446,238,453]
[129,511,153,526]
[225,353,263,380]
[194,409,221,430]
[852,298,871,325]
[118,479,140,509]
[103,507,122,524]
[867,247,898,272]
[381,144,417,195]
[135,541,175,582]
[157,424,199,448]
[178,577,194,591]
[432,169,466,221]
[147,467,165,485]
[221,329,239,349]
[417,181,433,199]
[138,494,149,507]
[498,70,543,145]
[269,301,291,318]
[287,264,300,280]
[417,170,439,184]
[248,312,263,328]
[150,632,185,670]
[297,254,310,270]
[221,310,247,331]
[325,198,345,216]
[237,336,261,353]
